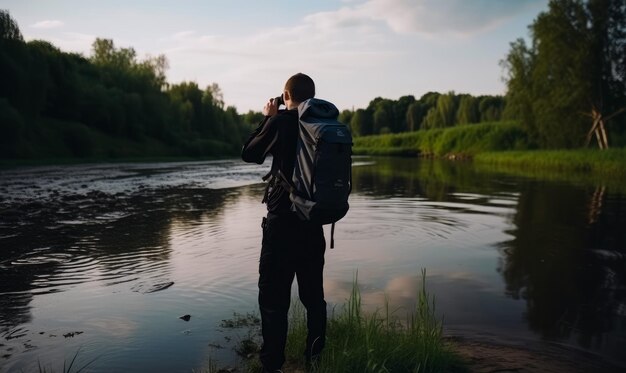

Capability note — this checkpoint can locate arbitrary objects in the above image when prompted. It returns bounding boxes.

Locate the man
[241,73,327,372]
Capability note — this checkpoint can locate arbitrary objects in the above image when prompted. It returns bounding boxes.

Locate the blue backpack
[275,98,352,247]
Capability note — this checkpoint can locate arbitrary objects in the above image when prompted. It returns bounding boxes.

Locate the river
[0,157,624,372]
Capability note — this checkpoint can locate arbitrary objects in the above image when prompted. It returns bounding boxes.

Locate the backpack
[273,98,353,248]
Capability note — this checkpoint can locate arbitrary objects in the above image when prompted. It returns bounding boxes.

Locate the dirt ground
[446,336,625,373]
[237,336,625,373]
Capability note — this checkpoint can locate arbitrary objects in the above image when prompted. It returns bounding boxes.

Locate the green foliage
[0,9,22,41]
[351,108,373,136]
[284,271,459,373]
[0,98,24,157]
[354,121,529,157]
[502,0,626,149]
[406,101,427,131]
[348,91,505,137]
[0,15,250,161]
[62,122,95,157]
[456,95,479,125]
[474,148,626,179]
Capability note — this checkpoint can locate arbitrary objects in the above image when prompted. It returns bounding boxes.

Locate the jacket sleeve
[241,116,279,164]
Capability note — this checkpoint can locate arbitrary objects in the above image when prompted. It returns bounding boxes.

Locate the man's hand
[262,98,279,117]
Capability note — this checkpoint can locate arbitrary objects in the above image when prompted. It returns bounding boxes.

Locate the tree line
[0,10,259,160]
[3,0,624,161]
[339,92,506,137]
[344,0,626,150]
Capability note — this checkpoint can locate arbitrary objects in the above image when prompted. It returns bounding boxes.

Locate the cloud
[161,0,541,111]
[31,20,65,29]
[304,0,543,36]
[162,15,398,109]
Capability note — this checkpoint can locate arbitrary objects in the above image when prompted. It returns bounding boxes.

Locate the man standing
[241,73,326,372]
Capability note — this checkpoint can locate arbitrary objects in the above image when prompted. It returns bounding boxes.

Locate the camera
[273,94,284,107]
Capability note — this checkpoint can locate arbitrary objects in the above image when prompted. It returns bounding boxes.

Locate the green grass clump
[474,148,626,176]
[33,347,99,373]
[284,270,460,373]
[354,121,529,157]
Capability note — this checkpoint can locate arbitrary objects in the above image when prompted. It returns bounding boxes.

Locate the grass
[353,121,529,157]
[474,148,626,177]
[353,122,626,187]
[226,270,462,373]
[33,347,99,373]
[0,115,240,165]
[470,148,626,193]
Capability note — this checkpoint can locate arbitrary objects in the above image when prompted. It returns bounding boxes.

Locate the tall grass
[475,148,626,176]
[353,121,529,157]
[32,347,99,373]
[284,270,460,373]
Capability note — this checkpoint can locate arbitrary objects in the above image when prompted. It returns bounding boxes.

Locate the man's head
[283,73,315,109]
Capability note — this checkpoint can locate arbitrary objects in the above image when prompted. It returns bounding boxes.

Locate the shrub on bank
[353,121,529,157]
[475,148,626,178]
[283,271,460,373]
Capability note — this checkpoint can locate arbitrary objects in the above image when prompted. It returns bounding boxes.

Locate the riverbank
[447,335,624,373]
[0,115,242,165]
[0,154,228,168]
[474,148,626,177]
[353,121,529,157]
[221,273,464,373]
[353,124,626,187]
[216,274,621,373]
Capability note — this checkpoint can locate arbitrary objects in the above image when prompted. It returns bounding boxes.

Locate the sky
[2,0,549,113]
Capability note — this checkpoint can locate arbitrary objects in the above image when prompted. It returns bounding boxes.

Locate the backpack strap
[261,163,277,204]
[330,222,335,249]
[275,169,303,198]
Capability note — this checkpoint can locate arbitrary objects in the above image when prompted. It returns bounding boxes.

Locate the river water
[0,157,624,372]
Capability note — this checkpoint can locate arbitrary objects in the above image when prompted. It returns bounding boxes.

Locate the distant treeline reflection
[353,158,626,350]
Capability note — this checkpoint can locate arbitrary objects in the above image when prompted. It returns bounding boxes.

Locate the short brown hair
[284,73,315,103]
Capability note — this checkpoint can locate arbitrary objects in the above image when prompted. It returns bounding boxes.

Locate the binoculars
[273,94,284,107]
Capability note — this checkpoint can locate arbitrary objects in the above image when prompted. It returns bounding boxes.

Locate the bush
[0,98,24,157]
[62,122,94,157]
[353,121,529,157]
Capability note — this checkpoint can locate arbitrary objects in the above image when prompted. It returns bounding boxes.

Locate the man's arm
[241,99,281,164]
[241,116,279,164]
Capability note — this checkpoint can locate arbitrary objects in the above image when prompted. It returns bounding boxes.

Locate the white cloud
[304,0,543,36]
[161,12,397,111]
[31,20,65,29]
[160,0,544,111]
[163,30,196,41]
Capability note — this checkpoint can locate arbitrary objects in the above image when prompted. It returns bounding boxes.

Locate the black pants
[258,212,327,370]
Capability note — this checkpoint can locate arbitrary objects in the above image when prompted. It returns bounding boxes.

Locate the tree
[206,82,224,109]
[0,9,23,41]
[91,38,137,69]
[502,0,626,149]
[392,95,416,133]
[350,109,373,136]
[478,96,505,122]
[373,105,392,134]
[406,102,427,131]
[422,92,458,129]
[501,38,537,132]
[456,95,479,124]
[338,109,354,128]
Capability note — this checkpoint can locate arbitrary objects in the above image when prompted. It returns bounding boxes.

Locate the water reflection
[499,181,626,356]
[0,162,263,371]
[0,186,247,329]
[350,157,626,362]
[0,157,624,370]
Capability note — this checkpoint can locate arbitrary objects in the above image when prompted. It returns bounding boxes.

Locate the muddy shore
[446,335,624,373]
